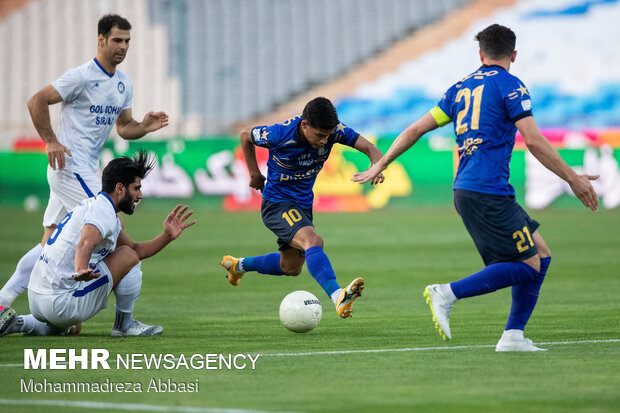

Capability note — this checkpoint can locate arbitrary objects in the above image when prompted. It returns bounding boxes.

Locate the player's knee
[307,234,324,249]
[116,245,140,267]
[281,263,302,276]
[538,245,551,258]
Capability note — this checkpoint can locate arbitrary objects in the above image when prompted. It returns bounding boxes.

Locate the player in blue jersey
[353,24,598,350]
[221,97,384,318]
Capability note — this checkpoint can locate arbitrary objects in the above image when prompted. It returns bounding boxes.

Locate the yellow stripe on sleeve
[429,106,452,127]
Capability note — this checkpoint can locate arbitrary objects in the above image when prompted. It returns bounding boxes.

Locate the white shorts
[43,167,101,227]
[28,261,114,328]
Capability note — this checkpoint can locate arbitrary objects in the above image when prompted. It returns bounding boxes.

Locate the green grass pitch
[1,205,619,412]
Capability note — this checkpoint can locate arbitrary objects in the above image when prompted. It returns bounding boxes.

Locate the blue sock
[450,261,540,299]
[243,253,284,276]
[539,256,552,276]
[305,246,340,297]
[505,257,551,331]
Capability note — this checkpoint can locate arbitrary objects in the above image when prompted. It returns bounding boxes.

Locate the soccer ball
[279,290,322,333]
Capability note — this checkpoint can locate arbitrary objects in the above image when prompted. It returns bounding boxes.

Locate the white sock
[114,262,142,331]
[502,329,524,340]
[236,258,247,273]
[331,288,342,306]
[17,314,58,336]
[439,283,458,303]
[0,243,43,307]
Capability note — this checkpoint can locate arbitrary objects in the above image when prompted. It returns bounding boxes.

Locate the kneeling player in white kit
[0,13,168,315]
[0,151,195,337]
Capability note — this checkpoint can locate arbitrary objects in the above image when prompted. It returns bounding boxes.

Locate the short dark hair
[475,24,516,60]
[102,150,155,193]
[302,97,339,130]
[98,14,131,37]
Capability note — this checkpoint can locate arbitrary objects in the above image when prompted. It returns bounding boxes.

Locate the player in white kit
[0,151,195,337]
[0,14,168,322]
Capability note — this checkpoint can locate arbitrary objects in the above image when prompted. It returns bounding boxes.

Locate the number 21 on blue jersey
[455,85,484,135]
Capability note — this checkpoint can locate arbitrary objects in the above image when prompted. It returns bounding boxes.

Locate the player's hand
[370,171,386,186]
[71,268,99,281]
[249,173,266,192]
[142,111,169,133]
[46,140,72,170]
[569,174,599,211]
[352,163,386,184]
[163,205,196,240]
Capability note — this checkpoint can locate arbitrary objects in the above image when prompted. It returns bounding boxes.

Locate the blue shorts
[454,189,540,266]
[261,199,313,251]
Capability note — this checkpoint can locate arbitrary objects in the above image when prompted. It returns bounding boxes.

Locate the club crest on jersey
[117,81,125,94]
[317,146,327,156]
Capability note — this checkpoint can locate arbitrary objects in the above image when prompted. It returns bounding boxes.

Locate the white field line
[0,399,297,413]
[261,338,620,357]
[1,339,619,368]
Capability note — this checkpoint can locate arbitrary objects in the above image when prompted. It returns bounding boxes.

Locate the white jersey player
[0,14,168,313]
[1,151,195,337]
[43,59,133,228]
[28,194,121,329]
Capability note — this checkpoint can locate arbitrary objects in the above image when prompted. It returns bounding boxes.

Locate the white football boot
[111,319,163,337]
[424,284,455,340]
[496,330,547,352]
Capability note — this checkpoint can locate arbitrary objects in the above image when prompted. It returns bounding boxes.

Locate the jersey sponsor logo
[458,137,483,157]
[91,82,100,89]
[90,105,123,115]
[90,105,123,126]
[298,153,314,166]
[118,81,125,94]
[279,165,322,182]
[521,99,532,111]
[457,69,499,87]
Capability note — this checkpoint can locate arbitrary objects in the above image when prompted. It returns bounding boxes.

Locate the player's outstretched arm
[116,108,169,140]
[352,112,439,184]
[240,128,266,191]
[354,136,385,185]
[117,205,196,260]
[516,116,599,211]
[28,85,72,170]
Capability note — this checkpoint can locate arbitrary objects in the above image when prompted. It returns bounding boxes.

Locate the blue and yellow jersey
[250,116,359,208]
[430,65,533,195]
